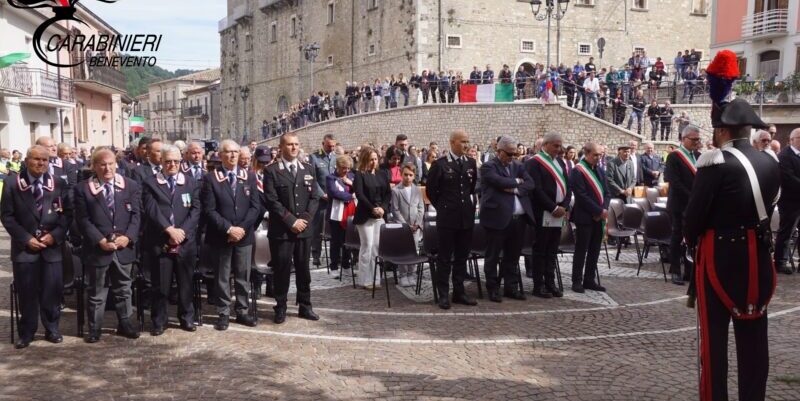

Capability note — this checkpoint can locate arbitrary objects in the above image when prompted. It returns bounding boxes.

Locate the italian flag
[130,116,145,133]
[459,83,514,103]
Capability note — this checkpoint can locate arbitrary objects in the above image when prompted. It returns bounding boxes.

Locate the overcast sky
[89,0,226,72]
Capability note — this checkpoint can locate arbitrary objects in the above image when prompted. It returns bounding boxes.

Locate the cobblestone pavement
[1,229,799,401]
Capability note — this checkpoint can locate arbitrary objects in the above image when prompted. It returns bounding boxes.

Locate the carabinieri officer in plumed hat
[683,49,781,401]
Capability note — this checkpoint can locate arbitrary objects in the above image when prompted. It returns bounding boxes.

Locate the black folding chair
[321,218,332,272]
[642,211,671,282]
[468,223,486,299]
[132,261,147,332]
[606,198,639,267]
[421,221,440,303]
[519,224,538,294]
[373,223,430,308]
[555,223,575,290]
[621,203,645,267]
[341,217,359,288]
[9,281,20,343]
[249,223,271,323]
[645,187,660,209]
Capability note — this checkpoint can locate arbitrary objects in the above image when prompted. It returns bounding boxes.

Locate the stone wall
[261,101,650,152]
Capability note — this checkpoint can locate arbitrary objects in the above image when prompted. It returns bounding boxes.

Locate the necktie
[167,176,176,195]
[228,172,237,192]
[193,165,202,180]
[32,179,43,215]
[290,163,297,177]
[155,165,162,174]
[457,157,463,168]
[104,183,115,217]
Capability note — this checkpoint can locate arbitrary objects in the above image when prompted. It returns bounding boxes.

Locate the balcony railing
[154,100,176,111]
[0,67,74,103]
[72,64,126,92]
[182,106,205,117]
[742,9,788,39]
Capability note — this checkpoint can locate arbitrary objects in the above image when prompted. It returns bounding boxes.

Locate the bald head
[789,128,800,150]
[35,137,57,158]
[449,130,470,156]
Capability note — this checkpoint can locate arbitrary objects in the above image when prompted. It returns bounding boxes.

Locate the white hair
[172,140,187,151]
[541,132,562,145]
[161,144,181,160]
[220,139,240,151]
[682,124,701,138]
[497,136,518,152]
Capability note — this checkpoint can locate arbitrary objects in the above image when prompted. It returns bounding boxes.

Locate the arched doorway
[758,50,780,79]
[277,95,289,114]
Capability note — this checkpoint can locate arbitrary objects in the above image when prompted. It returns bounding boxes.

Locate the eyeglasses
[759,139,771,143]
[687,137,701,142]
[163,160,181,165]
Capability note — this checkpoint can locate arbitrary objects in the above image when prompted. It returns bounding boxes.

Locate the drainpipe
[351,0,355,82]
[438,0,442,72]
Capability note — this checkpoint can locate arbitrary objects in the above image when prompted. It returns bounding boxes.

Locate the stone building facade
[219,0,712,142]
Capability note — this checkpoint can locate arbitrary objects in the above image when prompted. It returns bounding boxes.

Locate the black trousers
[660,122,672,141]
[12,259,62,341]
[774,203,800,267]
[697,278,769,401]
[421,88,430,104]
[150,253,194,328]
[328,219,349,269]
[310,200,328,259]
[272,237,312,307]
[533,226,561,288]
[436,227,472,297]
[483,218,525,292]
[669,210,685,275]
[572,222,603,286]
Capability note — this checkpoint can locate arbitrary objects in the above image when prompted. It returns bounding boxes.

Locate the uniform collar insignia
[50,158,63,169]
[89,174,126,195]
[215,168,247,182]
[156,172,186,186]
[17,173,54,192]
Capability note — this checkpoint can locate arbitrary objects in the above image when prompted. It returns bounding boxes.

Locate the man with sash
[74,148,142,343]
[141,145,201,335]
[525,132,571,298]
[569,142,610,293]
[664,124,702,285]
[683,49,781,401]
[1,146,72,349]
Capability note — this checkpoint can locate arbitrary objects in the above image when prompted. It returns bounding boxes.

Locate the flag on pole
[459,83,514,103]
[0,53,30,69]
[130,116,145,133]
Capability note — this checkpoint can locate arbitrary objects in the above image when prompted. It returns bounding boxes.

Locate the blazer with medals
[478,158,536,230]
[201,167,261,247]
[262,159,320,240]
[524,154,572,225]
[74,173,141,266]
[664,147,700,213]
[425,153,478,230]
[1,171,72,263]
[141,172,201,259]
[569,161,611,225]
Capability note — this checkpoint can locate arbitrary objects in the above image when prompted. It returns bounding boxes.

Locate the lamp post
[302,42,321,96]
[519,0,569,70]
[240,86,249,143]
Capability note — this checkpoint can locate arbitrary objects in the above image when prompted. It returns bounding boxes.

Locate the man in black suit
[202,139,261,330]
[525,132,571,298]
[141,145,201,335]
[569,142,610,293]
[1,146,72,349]
[263,133,321,323]
[57,142,80,188]
[181,142,207,181]
[74,148,141,343]
[130,138,163,184]
[664,125,702,285]
[639,142,663,187]
[479,136,535,302]
[426,130,479,309]
[35,137,77,192]
[775,128,800,274]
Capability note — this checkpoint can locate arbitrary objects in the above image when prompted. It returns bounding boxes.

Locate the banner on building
[130,116,145,133]
[458,83,514,103]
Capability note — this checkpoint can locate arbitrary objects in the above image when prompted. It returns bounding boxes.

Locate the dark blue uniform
[142,172,201,330]
[1,172,72,344]
[569,161,610,291]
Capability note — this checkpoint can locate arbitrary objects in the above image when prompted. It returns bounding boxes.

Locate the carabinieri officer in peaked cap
[683,50,781,401]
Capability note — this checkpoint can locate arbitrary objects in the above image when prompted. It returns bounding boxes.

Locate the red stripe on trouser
[746,231,759,310]
[696,231,714,401]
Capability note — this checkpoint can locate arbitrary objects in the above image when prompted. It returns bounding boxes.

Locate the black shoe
[452,294,478,306]
[330,266,339,271]
[572,284,585,293]
[274,307,287,324]
[313,258,322,267]
[503,289,527,300]
[532,287,553,299]
[583,282,607,292]
[150,326,165,336]
[298,306,320,321]
[44,331,63,344]
[235,314,257,327]
[179,323,197,332]
[116,319,140,339]
[671,273,686,285]
[84,331,101,344]
[14,338,31,349]
[214,314,229,331]
[777,265,793,275]
[437,297,451,310]
[545,284,563,298]
[488,290,503,303]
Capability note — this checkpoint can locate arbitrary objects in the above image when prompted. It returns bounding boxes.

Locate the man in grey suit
[606,145,636,202]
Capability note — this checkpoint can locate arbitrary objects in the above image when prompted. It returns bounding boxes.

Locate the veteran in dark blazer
[130,138,163,184]
[479,136,535,302]
[569,142,611,294]
[639,142,663,187]
[35,136,77,191]
[202,140,261,331]
[263,133,320,324]
[74,148,142,343]
[525,133,572,299]
[142,145,201,335]
[1,146,72,349]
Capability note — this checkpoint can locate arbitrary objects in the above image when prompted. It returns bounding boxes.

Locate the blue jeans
[584,93,598,115]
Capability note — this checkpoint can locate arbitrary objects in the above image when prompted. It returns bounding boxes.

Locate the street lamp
[302,42,320,96]
[518,0,569,70]
[240,86,250,143]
